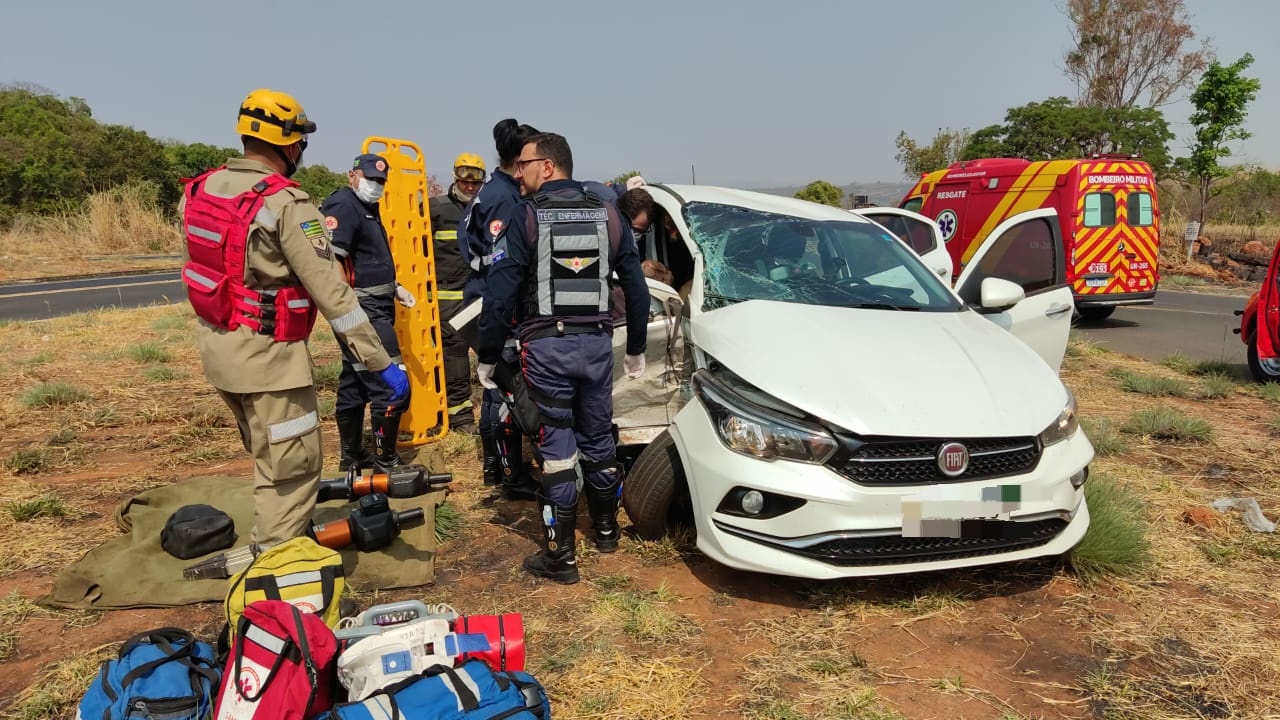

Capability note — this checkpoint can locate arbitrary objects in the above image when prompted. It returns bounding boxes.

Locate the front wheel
[622,430,694,540]
[1247,332,1280,383]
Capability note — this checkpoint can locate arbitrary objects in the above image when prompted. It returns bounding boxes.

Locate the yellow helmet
[453,153,486,182]
[236,88,316,146]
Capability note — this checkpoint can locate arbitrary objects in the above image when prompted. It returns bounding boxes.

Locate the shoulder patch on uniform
[324,215,339,230]
[300,219,331,259]
[489,219,504,237]
[375,159,387,172]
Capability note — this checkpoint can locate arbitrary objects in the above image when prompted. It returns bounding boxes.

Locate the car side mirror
[978,277,1025,313]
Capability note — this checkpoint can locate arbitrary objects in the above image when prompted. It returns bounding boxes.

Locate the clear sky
[2,0,1273,189]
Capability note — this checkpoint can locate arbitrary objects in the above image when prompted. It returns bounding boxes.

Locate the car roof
[652,184,875,224]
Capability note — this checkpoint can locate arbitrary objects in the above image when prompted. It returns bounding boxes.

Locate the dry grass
[3,646,115,720]
[0,184,179,281]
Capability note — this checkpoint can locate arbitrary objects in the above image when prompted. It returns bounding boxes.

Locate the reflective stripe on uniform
[434,230,457,240]
[268,411,319,443]
[437,289,464,300]
[536,203,611,315]
[287,298,311,309]
[469,256,481,271]
[274,570,322,587]
[183,267,218,289]
[355,282,396,298]
[187,224,223,244]
[352,362,367,372]
[329,306,369,333]
[448,400,473,414]
[332,245,350,259]
[254,206,277,227]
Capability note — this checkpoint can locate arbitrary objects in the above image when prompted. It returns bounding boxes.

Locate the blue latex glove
[378,363,410,404]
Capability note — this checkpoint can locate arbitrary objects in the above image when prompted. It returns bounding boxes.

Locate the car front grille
[827,434,1041,486]
[722,518,1069,567]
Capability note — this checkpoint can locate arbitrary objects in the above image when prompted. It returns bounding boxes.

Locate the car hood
[690,300,1066,437]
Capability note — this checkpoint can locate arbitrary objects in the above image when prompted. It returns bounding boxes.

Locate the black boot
[480,432,501,487]
[336,408,373,472]
[498,421,538,501]
[584,473,622,554]
[523,502,579,584]
[370,413,405,473]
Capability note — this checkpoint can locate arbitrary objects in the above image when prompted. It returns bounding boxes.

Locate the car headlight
[1038,388,1079,447]
[693,370,837,463]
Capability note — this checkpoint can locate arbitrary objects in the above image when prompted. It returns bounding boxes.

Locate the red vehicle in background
[901,155,1160,321]
[1236,242,1280,382]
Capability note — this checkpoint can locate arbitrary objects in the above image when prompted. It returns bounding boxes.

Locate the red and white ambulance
[901,155,1160,320]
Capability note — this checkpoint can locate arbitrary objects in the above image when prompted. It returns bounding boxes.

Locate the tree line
[0,85,349,226]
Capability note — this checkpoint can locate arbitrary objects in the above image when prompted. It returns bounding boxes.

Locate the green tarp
[42,474,445,610]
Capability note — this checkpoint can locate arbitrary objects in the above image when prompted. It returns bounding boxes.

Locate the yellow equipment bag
[224,537,346,639]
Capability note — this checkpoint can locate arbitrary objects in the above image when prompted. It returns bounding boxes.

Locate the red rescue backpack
[182,168,317,342]
[214,599,337,720]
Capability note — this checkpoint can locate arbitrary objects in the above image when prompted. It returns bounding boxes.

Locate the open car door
[611,278,687,445]
[853,207,953,282]
[954,208,1073,372]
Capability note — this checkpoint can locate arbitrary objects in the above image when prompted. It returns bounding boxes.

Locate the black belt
[523,320,610,343]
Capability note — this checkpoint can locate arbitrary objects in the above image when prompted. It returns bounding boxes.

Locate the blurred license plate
[1085,278,1108,287]
[901,485,1022,538]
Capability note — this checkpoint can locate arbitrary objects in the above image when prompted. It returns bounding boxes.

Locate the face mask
[356,178,384,204]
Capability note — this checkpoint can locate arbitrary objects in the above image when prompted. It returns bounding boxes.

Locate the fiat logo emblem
[937,442,969,477]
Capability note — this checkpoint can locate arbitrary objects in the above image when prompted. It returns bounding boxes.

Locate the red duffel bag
[451,613,525,672]
[214,599,337,720]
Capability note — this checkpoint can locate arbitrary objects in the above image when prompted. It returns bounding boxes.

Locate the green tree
[893,128,971,178]
[1063,0,1209,108]
[1176,53,1261,225]
[960,97,1174,175]
[165,142,240,181]
[610,170,641,185]
[794,180,843,207]
[292,164,348,205]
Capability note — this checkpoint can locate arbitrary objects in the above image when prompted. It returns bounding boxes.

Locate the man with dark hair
[476,133,650,584]
[321,153,417,473]
[179,89,407,546]
[617,188,656,237]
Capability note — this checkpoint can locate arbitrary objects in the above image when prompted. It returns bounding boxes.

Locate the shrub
[1198,372,1236,399]
[1115,370,1188,397]
[4,494,70,521]
[1081,417,1127,457]
[1121,407,1213,442]
[126,342,171,364]
[1068,474,1150,582]
[21,382,89,408]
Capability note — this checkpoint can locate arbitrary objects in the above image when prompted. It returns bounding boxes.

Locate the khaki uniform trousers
[217,385,322,545]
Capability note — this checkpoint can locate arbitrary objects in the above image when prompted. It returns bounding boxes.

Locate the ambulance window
[959,217,1058,302]
[1084,193,1116,227]
[902,197,923,213]
[1127,192,1154,226]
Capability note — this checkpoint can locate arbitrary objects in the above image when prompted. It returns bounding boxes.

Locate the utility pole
[691,165,696,185]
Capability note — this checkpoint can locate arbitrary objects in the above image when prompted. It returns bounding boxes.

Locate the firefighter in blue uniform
[458,118,542,500]
[477,132,649,584]
[321,153,416,473]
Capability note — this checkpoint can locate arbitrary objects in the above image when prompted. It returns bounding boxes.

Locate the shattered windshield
[685,202,963,312]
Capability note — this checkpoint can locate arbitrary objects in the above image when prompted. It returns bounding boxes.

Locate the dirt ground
[1,302,1279,719]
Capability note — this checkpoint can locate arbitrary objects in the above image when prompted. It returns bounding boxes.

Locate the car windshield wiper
[848,302,921,311]
[703,292,756,306]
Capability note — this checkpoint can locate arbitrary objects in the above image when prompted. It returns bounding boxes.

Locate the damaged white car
[611,185,1090,579]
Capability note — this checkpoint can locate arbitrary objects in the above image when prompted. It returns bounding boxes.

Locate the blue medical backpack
[77,627,220,720]
[324,658,550,720]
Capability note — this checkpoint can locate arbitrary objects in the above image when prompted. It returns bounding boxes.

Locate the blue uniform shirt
[477,179,650,364]
[320,186,396,290]
[459,169,521,303]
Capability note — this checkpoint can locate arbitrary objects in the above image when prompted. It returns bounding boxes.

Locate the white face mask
[356,177,384,204]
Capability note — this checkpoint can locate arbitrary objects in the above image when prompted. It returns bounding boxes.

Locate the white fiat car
[611,184,1090,580]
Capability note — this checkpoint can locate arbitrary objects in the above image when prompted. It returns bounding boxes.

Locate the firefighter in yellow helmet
[429,153,487,435]
[178,89,408,546]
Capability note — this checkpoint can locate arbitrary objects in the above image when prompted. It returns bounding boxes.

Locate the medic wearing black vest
[477,132,649,585]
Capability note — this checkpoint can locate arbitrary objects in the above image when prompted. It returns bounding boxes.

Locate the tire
[1247,332,1280,383]
[622,430,693,540]
[1077,306,1115,322]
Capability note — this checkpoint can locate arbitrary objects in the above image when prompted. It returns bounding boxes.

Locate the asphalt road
[1072,289,1252,378]
[0,271,182,321]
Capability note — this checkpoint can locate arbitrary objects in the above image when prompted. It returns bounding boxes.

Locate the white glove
[623,354,645,380]
[395,285,417,308]
[477,362,497,389]
[625,175,647,191]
